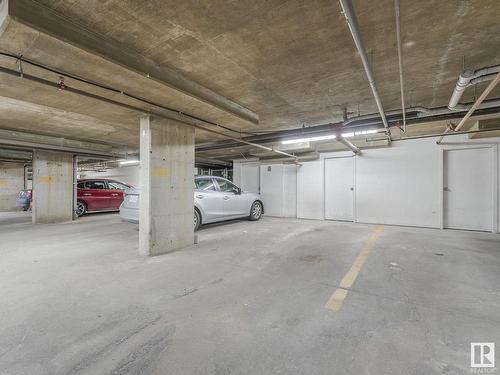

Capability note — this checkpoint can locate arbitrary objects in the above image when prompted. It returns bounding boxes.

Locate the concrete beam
[32,150,73,223]
[0,129,117,157]
[1,0,258,125]
[0,148,31,161]
[139,115,195,256]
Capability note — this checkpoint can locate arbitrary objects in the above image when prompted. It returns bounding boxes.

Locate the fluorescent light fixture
[281,129,378,145]
[355,129,378,135]
[119,159,140,165]
[341,132,355,138]
[342,129,378,138]
[282,134,336,145]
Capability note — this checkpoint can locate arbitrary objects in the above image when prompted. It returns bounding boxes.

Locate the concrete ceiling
[0,0,499,152]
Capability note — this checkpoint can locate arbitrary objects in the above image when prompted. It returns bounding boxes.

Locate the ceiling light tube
[119,159,140,165]
[281,134,337,145]
[341,132,355,138]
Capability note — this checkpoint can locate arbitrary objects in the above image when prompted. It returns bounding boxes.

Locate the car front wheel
[249,201,263,221]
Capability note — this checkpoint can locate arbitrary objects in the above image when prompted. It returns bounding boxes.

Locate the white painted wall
[240,163,260,193]
[79,165,139,187]
[282,164,297,218]
[259,164,284,216]
[233,159,260,193]
[256,163,298,218]
[354,139,441,228]
[236,134,500,233]
[297,160,324,220]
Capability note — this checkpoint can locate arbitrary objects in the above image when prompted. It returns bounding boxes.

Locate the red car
[76,179,132,216]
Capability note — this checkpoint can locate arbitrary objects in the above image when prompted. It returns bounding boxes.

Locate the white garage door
[325,157,354,221]
[443,147,494,231]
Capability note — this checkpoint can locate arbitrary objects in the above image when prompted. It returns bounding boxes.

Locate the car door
[215,178,248,217]
[107,181,130,209]
[195,177,225,221]
[80,180,110,210]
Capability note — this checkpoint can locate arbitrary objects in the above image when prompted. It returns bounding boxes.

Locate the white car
[120,176,264,231]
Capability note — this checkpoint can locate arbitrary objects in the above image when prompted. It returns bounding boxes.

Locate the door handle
[83,193,92,196]
[111,193,119,196]
[223,196,230,200]
[443,187,451,192]
[195,194,204,199]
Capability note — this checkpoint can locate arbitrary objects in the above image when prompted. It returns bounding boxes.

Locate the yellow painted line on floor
[325,225,384,312]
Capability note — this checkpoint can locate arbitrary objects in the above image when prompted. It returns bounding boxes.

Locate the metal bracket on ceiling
[16,55,23,78]
[58,76,66,90]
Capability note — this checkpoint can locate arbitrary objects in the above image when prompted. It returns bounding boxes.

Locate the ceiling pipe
[339,0,391,137]
[448,65,500,110]
[338,136,361,155]
[367,125,500,143]
[329,125,362,155]
[0,51,254,138]
[196,100,500,152]
[342,106,429,126]
[394,0,406,132]
[0,65,299,161]
[438,72,500,144]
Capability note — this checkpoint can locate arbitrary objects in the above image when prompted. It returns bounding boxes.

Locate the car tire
[76,201,87,217]
[249,201,263,221]
[194,209,201,232]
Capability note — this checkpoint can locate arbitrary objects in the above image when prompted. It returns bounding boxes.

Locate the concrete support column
[32,150,74,223]
[0,162,25,212]
[139,115,195,256]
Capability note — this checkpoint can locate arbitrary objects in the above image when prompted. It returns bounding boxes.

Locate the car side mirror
[236,188,242,195]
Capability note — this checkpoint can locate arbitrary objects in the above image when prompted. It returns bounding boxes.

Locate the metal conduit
[448,65,500,110]
[394,0,406,131]
[438,72,500,144]
[339,0,391,135]
[0,65,298,160]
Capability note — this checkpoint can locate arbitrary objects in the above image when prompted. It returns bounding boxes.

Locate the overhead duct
[448,65,500,110]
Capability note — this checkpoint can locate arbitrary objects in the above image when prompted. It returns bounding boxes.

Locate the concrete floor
[0,213,499,375]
